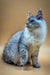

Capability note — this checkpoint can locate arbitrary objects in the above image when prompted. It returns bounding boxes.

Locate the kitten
[2,9,47,68]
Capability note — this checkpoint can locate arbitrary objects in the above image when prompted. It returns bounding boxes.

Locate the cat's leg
[31,50,40,68]
[17,44,28,66]
[27,57,31,64]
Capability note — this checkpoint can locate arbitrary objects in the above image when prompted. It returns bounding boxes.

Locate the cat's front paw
[33,62,40,68]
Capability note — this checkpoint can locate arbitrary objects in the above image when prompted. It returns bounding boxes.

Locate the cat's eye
[30,20,34,22]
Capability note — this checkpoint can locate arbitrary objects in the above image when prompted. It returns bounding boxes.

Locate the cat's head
[26,9,46,31]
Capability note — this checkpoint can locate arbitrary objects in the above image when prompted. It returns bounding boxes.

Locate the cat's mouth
[26,24,40,29]
[26,25,32,28]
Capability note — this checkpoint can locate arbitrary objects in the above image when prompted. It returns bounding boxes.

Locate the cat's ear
[36,8,43,19]
[28,12,32,17]
[26,11,32,19]
[37,8,43,16]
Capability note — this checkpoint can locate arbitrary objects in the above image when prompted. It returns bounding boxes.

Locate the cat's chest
[24,28,45,50]
[25,36,41,57]
[25,35,41,47]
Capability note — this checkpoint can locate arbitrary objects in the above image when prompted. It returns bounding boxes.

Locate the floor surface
[0,51,50,75]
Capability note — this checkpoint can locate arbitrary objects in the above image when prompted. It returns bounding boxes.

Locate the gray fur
[3,31,28,66]
[2,9,47,68]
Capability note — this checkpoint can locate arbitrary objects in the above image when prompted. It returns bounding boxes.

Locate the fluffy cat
[2,9,47,68]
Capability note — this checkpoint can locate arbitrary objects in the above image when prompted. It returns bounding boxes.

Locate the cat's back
[7,30,23,44]
[11,30,23,41]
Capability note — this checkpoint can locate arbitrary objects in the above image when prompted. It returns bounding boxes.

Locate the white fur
[24,20,47,57]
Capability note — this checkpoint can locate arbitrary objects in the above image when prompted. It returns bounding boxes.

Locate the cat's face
[26,9,45,30]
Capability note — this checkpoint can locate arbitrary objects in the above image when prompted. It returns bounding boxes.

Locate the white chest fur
[24,23,46,56]
[24,28,46,46]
